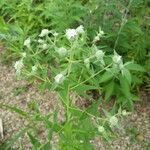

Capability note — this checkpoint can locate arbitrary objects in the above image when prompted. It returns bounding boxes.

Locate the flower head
[84,58,90,68]
[122,110,129,116]
[14,59,24,75]
[24,38,31,48]
[42,43,48,50]
[95,50,105,65]
[113,51,122,64]
[54,73,65,84]
[39,29,49,37]
[53,32,59,37]
[76,25,84,34]
[112,51,124,70]
[95,50,105,60]
[57,47,67,57]
[38,39,44,44]
[98,126,105,133]
[65,29,77,40]
[99,29,104,37]
[93,27,104,42]
[31,65,37,74]
[93,35,100,42]
[109,116,118,126]
[21,52,26,58]
[84,58,90,64]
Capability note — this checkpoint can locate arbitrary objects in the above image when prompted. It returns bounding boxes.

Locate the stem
[113,0,133,50]
[71,63,112,90]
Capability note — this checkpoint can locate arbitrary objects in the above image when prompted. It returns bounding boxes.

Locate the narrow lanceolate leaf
[0,104,29,118]
[104,81,114,101]
[4,126,30,150]
[39,142,51,150]
[119,76,131,98]
[99,71,114,83]
[121,68,132,85]
[124,62,145,72]
[27,132,41,148]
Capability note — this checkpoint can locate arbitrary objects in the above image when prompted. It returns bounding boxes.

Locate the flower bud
[21,52,26,58]
[76,25,84,34]
[98,126,105,133]
[39,29,49,37]
[24,38,31,48]
[14,59,24,75]
[54,73,65,84]
[65,29,77,40]
[109,116,118,126]
[95,50,105,60]
[57,47,67,57]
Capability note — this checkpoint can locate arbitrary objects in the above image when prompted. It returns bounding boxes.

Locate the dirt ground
[0,59,150,149]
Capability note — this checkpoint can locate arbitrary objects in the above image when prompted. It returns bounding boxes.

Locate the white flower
[93,35,100,42]
[98,27,104,36]
[14,59,23,75]
[84,58,90,64]
[95,50,105,60]
[31,65,37,73]
[80,140,84,143]
[76,25,84,34]
[122,110,129,116]
[53,32,59,37]
[24,38,31,48]
[54,73,65,84]
[38,39,44,44]
[84,58,90,68]
[98,126,105,133]
[42,43,48,50]
[112,51,124,70]
[93,27,104,42]
[95,50,105,65]
[99,30,104,37]
[39,29,49,37]
[57,47,67,57]
[21,52,26,58]
[65,29,77,40]
[109,116,118,126]
[113,52,122,64]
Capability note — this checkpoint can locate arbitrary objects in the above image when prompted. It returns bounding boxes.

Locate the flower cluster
[54,73,65,84]
[39,29,49,37]
[93,27,104,42]
[14,59,24,76]
[24,37,31,48]
[95,49,105,65]
[65,25,84,40]
[109,116,118,127]
[112,51,124,70]
[56,47,67,57]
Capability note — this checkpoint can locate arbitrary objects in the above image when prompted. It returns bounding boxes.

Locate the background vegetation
[0,0,149,149]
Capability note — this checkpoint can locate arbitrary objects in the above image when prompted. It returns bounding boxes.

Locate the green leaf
[104,81,114,101]
[0,104,29,118]
[74,84,99,100]
[124,62,145,72]
[99,70,114,83]
[0,16,8,31]
[80,100,101,120]
[121,68,132,85]
[39,142,51,150]
[27,132,41,149]
[3,126,30,150]
[119,76,131,98]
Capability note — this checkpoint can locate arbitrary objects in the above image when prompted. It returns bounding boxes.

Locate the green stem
[113,0,133,50]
